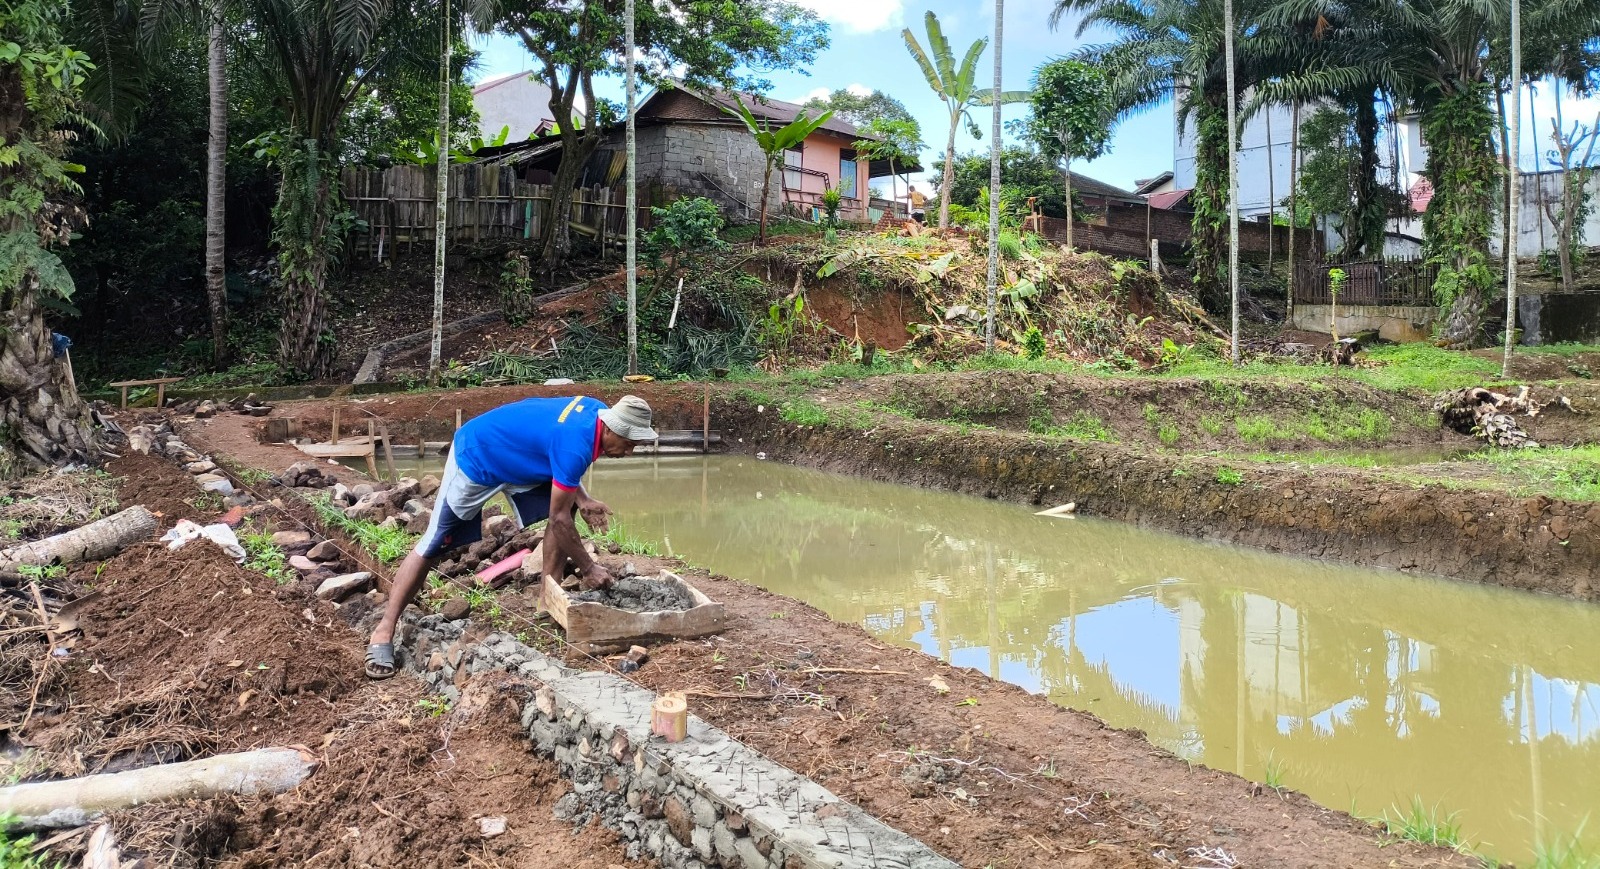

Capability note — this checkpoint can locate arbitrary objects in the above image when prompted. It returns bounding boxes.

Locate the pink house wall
[783,133,869,217]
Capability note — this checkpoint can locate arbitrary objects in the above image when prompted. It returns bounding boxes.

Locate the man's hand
[581,562,616,590]
[578,497,612,535]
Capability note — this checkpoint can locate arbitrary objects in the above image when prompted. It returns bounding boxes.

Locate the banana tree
[721,100,833,245]
[902,10,1028,229]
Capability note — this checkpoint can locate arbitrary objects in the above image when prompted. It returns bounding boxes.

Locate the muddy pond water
[376,454,1600,864]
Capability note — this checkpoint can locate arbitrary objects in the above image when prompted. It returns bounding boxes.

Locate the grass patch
[1233,407,1392,446]
[1198,414,1225,437]
[0,816,58,868]
[1215,467,1244,485]
[582,516,661,556]
[310,495,416,562]
[1036,411,1115,442]
[1165,343,1501,393]
[1530,825,1600,869]
[1376,797,1468,851]
[1465,445,1600,502]
[240,526,296,585]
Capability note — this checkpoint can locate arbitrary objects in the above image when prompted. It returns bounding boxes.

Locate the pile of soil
[8,435,647,869]
[568,573,694,612]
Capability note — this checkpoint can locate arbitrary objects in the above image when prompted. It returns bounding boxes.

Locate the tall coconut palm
[244,0,443,376]
[1053,0,1269,313]
[903,10,1028,230]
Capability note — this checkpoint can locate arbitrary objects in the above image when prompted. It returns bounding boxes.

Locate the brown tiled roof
[640,86,864,142]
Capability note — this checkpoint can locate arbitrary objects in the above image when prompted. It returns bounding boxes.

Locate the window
[838,150,858,198]
[783,147,803,190]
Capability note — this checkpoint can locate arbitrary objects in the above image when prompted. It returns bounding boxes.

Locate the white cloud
[794,0,903,34]
[802,86,832,103]
[844,83,873,98]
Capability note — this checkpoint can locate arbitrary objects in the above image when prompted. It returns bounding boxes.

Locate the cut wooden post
[454,408,463,433]
[331,408,341,444]
[702,384,710,454]
[651,692,687,742]
[379,423,398,482]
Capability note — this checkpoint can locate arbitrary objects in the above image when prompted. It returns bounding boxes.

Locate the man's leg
[365,455,492,678]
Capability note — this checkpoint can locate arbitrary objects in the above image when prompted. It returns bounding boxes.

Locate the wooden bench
[107,377,185,410]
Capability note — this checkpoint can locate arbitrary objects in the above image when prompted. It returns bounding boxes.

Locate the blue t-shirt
[453,396,606,490]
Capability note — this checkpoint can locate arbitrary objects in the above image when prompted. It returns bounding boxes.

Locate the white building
[471,72,570,143]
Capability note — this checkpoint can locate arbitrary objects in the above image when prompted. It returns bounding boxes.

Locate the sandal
[365,642,397,680]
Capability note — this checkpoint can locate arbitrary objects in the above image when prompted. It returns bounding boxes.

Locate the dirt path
[13,449,646,869]
[182,414,1473,868]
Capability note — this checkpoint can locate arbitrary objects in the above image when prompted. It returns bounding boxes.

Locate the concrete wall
[1518,293,1600,345]
[623,124,778,223]
[1290,304,1440,343]
[1491,171,1600,259]
[473,74,559,142]
[395,614,959,869]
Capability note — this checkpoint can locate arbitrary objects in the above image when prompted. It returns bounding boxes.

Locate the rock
[199,477,234,496]
[331,483,352,506]
[223,493,256,509]
[272,530,312,547]
[307,540,341,561]
[172,399,199,416]
[289,555,320,572]
[402,498,429,517]
[405,510,433,534]
[194,400,216,419]
[345,492,391,522]
[185,460,217,474]
[377,515,401,531]
[127,426,155,455]
[484,514,514,537]
[418,475,441,498]
[315,572,373,601]
[477,817,507,839]
[247,405,272,417]
[440,598,470,620]
[350,483,375,500]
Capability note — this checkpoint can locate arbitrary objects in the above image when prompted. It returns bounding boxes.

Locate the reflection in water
[388,454,1600,863]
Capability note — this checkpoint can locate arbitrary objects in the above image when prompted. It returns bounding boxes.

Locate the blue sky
[466,0,1177,192]
[467,0,1600,190]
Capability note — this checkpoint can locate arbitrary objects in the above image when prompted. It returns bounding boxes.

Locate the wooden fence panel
[1293,258,1438,306]
[341,165,626,260]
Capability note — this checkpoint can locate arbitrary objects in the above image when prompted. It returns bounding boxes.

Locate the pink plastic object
[476,548,532,587]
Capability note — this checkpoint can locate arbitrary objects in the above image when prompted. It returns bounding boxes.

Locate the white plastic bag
[160,519,246,563]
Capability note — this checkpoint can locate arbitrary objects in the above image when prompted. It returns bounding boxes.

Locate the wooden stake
[379,422,398,482]
[331,408,341,444]
[365,420,380,479]
[702,384,710,455]
[454,408,463,433]
[651,692,688,742]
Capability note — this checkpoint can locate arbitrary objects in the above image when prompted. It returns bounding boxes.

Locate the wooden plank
[539,571,726,653]
[294,442,375,459]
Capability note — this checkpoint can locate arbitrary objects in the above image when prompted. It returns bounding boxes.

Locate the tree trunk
[939,112,958,230]
[1350,95,1383,258]
[1063,158,1073,249]
[759,160,773,244]
[0,277,95,478]
[204,5,228,368]
[1495,85,1513,274]
[428,6,451,387]
[0,747,318,829]
[273,147,336,378]
[0,506,156,577]
[1223,0,1241,364]
[1504,0,1521,379]
[1288,101,1299,326]
[984,0,1004,353]
[1424,84,1498,348]
[1190,93,1230,315]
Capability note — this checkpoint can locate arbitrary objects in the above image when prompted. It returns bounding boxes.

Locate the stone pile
[124,421,256,510]
[171,392,274,419]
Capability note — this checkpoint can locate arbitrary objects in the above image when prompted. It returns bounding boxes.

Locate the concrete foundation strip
[397,614,959,869]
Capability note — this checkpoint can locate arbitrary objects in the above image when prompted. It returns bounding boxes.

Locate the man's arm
[572,483,611,533]
[545,485,612,587]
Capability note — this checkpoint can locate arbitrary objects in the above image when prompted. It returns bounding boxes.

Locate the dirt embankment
[10,448,646,868]
[843,370,1458,452]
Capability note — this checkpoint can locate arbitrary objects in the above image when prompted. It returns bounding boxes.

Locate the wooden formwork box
[539,571,726,654]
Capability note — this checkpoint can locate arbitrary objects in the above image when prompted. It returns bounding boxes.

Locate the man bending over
[364,394,657,679]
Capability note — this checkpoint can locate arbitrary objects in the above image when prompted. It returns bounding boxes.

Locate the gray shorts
[413,452,555,558]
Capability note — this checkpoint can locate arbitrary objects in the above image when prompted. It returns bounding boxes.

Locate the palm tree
[903,10,1028,230]
[244,0,441,376]
[721,100,834,245]
[1053,0,1269,313]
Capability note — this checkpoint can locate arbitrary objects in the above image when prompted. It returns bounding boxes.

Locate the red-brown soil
[10,440,645,868]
